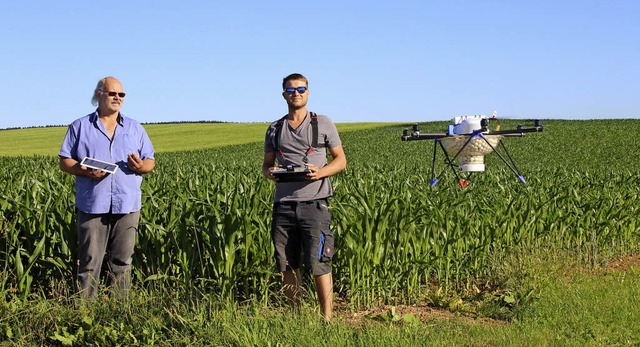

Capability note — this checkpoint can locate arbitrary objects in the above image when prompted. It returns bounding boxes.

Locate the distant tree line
[0,120,239,131]
[143,120,230,125]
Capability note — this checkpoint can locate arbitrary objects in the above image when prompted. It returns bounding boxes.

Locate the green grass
[2,251,639,346]
[0,122,399,156]
[523,268,640,345]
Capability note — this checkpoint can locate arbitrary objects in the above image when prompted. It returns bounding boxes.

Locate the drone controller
[272,164,312,182]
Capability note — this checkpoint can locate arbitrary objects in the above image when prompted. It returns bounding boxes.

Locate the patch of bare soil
[333,298,506,327]
[606,254,640,271]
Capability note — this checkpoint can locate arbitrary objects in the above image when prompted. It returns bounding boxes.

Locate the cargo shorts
[271,198,335,276]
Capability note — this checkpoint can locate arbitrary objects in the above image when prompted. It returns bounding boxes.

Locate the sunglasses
[284,86,307,95]
[101,90,126,98]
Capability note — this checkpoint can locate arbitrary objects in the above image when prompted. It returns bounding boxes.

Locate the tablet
[272,168,311,182]
[80,157,119,174]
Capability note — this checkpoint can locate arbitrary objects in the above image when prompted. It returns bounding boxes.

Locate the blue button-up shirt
[59,111,155,214]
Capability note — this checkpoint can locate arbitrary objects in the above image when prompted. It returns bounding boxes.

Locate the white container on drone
[452,115,484,134]
[442,115,499,172]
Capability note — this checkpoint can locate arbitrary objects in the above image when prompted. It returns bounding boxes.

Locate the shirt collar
[91,110,125,126]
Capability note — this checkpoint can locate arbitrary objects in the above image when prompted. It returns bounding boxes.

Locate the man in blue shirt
[59,76,155,299]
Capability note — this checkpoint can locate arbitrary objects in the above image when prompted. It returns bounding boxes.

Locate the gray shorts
[271,199,335,276]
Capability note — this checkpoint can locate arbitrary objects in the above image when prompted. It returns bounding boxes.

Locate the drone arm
[402,120,542,140]
[488,127,543,136]
[401,132,448,141]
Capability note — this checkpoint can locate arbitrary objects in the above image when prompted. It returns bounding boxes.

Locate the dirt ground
[336,301,505,327]
[605,254,640,271]
[334,254,640,326]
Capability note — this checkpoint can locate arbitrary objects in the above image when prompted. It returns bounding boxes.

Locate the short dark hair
[282,73,308,90]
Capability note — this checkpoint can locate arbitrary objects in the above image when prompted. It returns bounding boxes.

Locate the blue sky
[1,1,638,129]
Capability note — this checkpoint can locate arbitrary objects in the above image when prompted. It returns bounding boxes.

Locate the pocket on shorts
[315,199,334,263]
[318,231,335,263]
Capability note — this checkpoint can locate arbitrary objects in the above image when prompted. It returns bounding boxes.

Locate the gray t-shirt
[264,113,342,202]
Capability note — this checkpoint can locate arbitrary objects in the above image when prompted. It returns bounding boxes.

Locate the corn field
[1,119,639,306]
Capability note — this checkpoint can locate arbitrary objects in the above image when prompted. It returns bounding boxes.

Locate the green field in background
[0,122,401,156]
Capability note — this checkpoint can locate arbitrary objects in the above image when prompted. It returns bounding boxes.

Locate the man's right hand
[83,167,107,180]
[263,166,278,181]
[59,157,107,179]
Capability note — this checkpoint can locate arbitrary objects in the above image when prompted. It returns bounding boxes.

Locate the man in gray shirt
[262,73,347,320]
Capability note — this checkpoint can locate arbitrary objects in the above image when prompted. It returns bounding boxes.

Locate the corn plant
[1,120,639,307]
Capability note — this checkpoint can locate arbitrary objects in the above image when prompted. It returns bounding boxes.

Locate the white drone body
[451,115,486,135]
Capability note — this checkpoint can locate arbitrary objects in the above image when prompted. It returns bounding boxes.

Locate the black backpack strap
[273,115,287,152]
[310,112,318,148]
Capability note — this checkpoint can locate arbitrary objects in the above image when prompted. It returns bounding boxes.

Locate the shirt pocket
[119,133,140,156]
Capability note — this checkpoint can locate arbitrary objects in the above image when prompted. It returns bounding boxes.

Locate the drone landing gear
[429,132,526,188]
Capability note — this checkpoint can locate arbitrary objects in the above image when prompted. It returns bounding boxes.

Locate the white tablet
[80,157,119,174]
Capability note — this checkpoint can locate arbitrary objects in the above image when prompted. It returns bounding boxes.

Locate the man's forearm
[59,157,90,177]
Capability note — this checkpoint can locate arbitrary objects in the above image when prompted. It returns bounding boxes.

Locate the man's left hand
[127,153,144,173]
[305,164,322,181]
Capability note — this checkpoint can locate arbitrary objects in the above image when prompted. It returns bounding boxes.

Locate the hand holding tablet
[80,157,119,174]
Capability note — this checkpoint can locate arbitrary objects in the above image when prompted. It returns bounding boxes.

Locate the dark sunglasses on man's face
[284,87,307,95]
[102,90,126,98]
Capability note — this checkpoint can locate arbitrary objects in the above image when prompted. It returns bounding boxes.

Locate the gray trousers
[76,209,139,300]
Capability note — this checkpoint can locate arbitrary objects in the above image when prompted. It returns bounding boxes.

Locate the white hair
[90,77,109,106]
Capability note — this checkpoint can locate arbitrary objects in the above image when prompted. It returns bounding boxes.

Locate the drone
[401,112,543,188]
